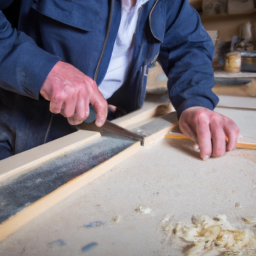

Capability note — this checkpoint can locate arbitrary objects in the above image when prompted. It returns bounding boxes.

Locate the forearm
[0,11,60,99]
[158,0,219,118]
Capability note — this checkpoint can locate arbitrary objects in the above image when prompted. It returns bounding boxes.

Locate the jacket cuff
[17,41,61,99]
[176,96,219,119]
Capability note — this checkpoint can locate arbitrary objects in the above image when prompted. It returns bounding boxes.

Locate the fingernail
[193,144,200,152]
[96,120,104,127]
[203,155,209,161]
[227,147,235,152]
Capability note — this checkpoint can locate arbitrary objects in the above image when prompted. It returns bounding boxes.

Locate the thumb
[91,99,108,127]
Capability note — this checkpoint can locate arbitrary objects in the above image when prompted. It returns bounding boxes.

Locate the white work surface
[0,107,256,256]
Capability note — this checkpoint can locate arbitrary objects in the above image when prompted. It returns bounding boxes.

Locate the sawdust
[135,205,153,214]
[233,152,256,164]
[161,215,256,256]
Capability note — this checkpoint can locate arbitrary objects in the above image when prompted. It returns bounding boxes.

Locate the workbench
[0,95,255,256]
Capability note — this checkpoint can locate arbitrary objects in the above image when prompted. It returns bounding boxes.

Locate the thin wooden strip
[236,142,256,150]
[165,133,256,150]
[0,130,101,182]
[164,133,190,140]
[0,141,142,242]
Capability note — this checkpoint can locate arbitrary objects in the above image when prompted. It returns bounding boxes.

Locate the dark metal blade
[103,120,145,146]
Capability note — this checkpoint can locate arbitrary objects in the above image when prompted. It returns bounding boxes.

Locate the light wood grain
[0,130,101,182]
[0,111,178,242]
[165,133,256,150]
[0,142,142,242]
[217,95,256,110]
[0,108,255,256]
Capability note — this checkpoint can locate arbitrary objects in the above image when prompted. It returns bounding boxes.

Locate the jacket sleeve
[157,0,219,118]
[0,10,60,99]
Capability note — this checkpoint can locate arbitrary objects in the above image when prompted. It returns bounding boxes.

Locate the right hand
[40,61,108,126]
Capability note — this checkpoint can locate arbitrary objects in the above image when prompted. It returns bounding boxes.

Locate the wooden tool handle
[165,133,256,150]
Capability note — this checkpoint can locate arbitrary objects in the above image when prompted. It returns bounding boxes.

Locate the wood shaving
[235,203,242,209]
[242,218,256,225]
[112,215,121,224]
[169,215,256,256]
[135,205,152,214]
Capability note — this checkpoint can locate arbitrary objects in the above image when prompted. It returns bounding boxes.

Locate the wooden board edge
[216,96,256,110]
[144,125,178,147]
[0,141,142,242]
[113,107,158,128]
[112,102,172,128]
[0,130,101,182]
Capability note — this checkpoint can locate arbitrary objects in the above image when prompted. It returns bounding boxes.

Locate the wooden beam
[0,130,101,182]
[0,112,178,242]
[0,142,141,242]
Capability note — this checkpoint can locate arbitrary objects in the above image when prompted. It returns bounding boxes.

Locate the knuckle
[84,77,95,88]
[227,130,237,138]
[95,101,106,112]
[195,111,208,124]
[78,111,89,121]
[52,92,64,103]
[64,112,73,118]
[211,114,221,124]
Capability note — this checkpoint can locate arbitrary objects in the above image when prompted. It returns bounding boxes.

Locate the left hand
[179,107,240,160]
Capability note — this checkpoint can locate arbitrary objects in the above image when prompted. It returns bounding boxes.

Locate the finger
[61,88,77,118]
[67,100,89,126]
[195,117,212,160]
[225,122,240,152]
[179,120,197,143]
[91,98,108,127]
[210,123,226,157]
[67,116,76,126]
[75,96,89,123]
[193,143,200,152]
[50,97,63,114]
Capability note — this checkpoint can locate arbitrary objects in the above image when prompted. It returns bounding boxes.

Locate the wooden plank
[112,101,171,128]
[213,80,256,97]
[0,130,101,182]
[0,108,255,256]
[214,70,256,79]
[165,132,256,149]
[133,112,179,147]
[217,95,256,110]
[0,142,142,242]
[0,112,178,242]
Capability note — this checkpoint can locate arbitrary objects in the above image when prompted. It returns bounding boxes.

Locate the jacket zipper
[136,64,147,108]
[94,0,114,82]
[149,0,160,41]
[44,0,114,143]
[136,0,160,108]
[44,113,53,144]
[134,4,145,109]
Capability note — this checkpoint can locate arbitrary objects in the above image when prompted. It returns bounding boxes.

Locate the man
[0,0,239,160]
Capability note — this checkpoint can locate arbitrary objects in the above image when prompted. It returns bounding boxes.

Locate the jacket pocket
[149,0,166,42]
[31,0,100,31]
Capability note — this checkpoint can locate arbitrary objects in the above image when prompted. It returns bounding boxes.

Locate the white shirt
[98,0,148,99]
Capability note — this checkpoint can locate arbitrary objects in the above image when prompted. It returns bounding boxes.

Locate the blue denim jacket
[0,0,219,156]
